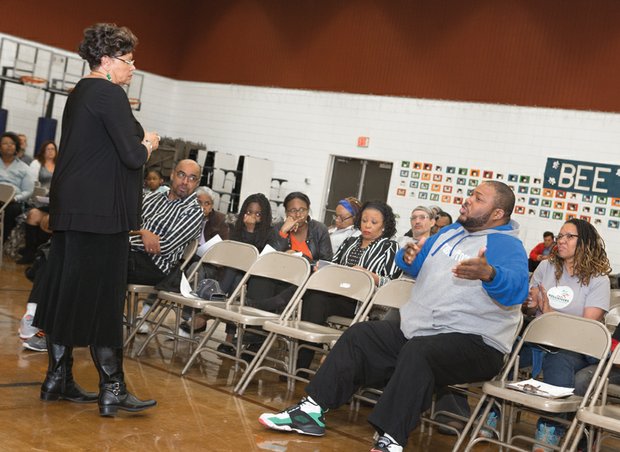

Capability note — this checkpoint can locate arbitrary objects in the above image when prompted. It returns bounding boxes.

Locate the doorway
[323,156,393,226]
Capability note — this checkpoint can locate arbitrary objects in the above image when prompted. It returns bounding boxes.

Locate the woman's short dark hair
[283,192,311,210]
[78,23,138,69]
[354,200,397,239]
[36,140,58,164]
[0,132,20,151]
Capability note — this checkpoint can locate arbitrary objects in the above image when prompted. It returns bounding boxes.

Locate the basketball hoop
[129,97,141,110]
[20,75,47,88]
[20,75,47,105]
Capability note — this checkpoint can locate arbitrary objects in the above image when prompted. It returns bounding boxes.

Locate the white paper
[35,196,49,205]
[260,244,277,256]
[180,272,201,299]
[196,234,222,257]
[506,378,574,398]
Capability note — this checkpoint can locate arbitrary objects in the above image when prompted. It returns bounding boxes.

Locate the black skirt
[33,231,128,347]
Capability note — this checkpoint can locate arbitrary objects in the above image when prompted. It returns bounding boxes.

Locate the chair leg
[233,332,277,395]
[181,319,220,375]
[136,303,173,357]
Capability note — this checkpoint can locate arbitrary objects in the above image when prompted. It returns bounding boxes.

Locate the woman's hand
[352,266,380,285]
[142,131,161,159]
[140,229,161,255]
[280,215,300,234]
[536,284,552,314]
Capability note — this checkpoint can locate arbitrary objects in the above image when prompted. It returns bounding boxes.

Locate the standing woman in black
[32,23,160,416]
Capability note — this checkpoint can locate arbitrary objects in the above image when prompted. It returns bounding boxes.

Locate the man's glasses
[332,214,353,223]
[175,171,199,183]
[556,233,578,241]
[287,207,308,215]
[114,56,135,66]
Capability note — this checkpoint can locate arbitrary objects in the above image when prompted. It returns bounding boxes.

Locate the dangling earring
[106,73,112,81]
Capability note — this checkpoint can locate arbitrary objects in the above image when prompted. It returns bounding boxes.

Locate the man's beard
[458,210,492,230]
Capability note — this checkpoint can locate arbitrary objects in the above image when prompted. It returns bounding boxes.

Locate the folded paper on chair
[506,379,574,398]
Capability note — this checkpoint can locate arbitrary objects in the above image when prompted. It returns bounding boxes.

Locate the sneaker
[371,434,403,452]
[19,314,40,339]
[258,396,326,436]
[135,318,150,334]
[23,331,47,352]
[532,419,565,452]
[478,410,499,439]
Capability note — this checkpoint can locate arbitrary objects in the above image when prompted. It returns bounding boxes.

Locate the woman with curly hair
[32,23,159,416]
[498,218,612,450]
[296,200,402,372]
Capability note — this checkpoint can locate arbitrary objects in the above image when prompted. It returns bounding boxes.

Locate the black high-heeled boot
[90,346,156,417]
[40,338,98,403]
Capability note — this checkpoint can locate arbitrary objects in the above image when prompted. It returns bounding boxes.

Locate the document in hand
[506,378,574,398]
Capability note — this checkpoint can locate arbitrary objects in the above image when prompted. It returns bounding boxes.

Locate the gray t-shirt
[531,260,610,316]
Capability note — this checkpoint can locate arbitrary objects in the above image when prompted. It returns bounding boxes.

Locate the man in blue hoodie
[258,181,529,452]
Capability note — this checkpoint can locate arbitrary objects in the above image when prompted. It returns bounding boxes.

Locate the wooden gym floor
[1,257,615,451]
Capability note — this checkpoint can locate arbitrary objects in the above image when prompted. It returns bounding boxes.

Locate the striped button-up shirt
[129,191,203,274]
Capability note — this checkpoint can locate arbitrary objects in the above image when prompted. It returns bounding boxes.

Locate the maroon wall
[2,0,620,112]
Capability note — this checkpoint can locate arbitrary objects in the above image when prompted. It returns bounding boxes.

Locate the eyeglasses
[287,207,308,215]
[175,171,199,183]
[245,211,262,218]
[556,233,578,241]
[332,214,353,223]
[198,200,213,207]
[114,56,135,66]
[410,214,430,221]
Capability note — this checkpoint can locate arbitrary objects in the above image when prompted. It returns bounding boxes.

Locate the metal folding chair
[234,264,375,395]
[460,312,611,452]
[181,251,311,375]
[0,183,16,266]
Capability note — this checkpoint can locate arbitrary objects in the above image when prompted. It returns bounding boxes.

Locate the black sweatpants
[305,320,504,446]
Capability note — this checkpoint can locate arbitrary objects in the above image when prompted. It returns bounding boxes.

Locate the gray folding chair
[569,345,620,451]
[0,183,16,267]
[181,251,311,375]
[234,264,375,395]
[123,239,198,347]
[134,240,259,358]
[460,312,611,452]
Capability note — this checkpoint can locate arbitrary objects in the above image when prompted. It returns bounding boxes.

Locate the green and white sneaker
[259,396,326,436]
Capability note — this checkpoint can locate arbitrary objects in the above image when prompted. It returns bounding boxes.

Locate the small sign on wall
[543,158,620,198]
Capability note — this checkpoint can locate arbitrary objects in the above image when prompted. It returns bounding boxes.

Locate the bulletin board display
[395,160,620,230]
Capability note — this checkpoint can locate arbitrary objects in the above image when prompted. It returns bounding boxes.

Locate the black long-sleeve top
[50,78,148,233]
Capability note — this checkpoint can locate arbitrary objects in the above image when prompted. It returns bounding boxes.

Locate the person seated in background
[528,231,555,272]
[431,210,453,235]
[272,191,332,263]
[327,196,361,253]
[180,193,276,350]
[28,141,57,192]
[196,186,229,244]
[397,205,435,248]
[295,200,401,373]
[15,142,59,264]
[129,160,204,321]
[512,219,611,451]
[0,131,35,241]
[258,181,528,452]
[143,169,169,195]
[16,133,33,164]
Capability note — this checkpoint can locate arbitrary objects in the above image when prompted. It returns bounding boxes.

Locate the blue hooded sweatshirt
[396,220,529,354]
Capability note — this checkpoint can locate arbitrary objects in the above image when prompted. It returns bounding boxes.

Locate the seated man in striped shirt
[128,159,203,286]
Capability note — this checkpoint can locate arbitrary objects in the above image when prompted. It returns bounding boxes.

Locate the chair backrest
[358,278,415,320]
[244,251,311,288]
[197,240,259,273]
[522,312,611,360]
[281,264,375,324]
[0,183,16,210]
